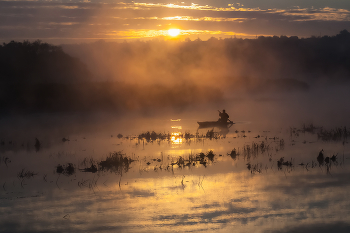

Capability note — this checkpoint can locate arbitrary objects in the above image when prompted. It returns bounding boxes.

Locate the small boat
[197,120,234,129]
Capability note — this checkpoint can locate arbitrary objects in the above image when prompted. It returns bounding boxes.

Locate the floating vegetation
[330,154,337,163]
[62,137,70,142]
[206,150,215,162]
[56,163,76,176]
[277,157,293,170]
[138,131,169,141]
[17,169,38,183]
[136,130,227,144]
[228,149,239,160]
[170,150,216,168]
[56,165,64,174]
[80,158,98,173]
[80,164,98,173]
[316,149,338,167]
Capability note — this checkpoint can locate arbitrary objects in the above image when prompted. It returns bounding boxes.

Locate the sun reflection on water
[170,119,183,147]
[171,132,182,145]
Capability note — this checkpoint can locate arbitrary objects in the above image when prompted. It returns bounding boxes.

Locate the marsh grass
[138,131,169,142]
[277,157,293,170]
[317,127,349,141]
[80,158,98,173]
[80,164,98,173]
[99,151,135,174]
[17,169,37,179]
[206,129,215,139]
[292,124,349,142]
[243,141,273,160]
[137,130,222,144]
[17,168,38,187]
[246,162,262,174]
[170,150,216,168]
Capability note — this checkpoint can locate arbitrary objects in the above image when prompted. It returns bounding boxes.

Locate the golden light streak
[107,29,168,39]
[131,2,213,10]
[112,2,264,12]
[160,16,249,22]
[106,29,259,40]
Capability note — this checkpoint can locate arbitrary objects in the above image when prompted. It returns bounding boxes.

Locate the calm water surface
[1,114,350,233]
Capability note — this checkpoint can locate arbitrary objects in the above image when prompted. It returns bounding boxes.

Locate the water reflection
[170,132,182,145]
[1,121,350,232]
[171,119,183,147]
[197,123,232,138]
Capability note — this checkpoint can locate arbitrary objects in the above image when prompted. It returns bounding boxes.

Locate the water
[1,114,350,233]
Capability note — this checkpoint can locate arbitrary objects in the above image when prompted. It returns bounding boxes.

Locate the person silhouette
[218,109,229,123]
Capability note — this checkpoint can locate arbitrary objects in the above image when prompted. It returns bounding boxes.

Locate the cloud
[0,1,350,42]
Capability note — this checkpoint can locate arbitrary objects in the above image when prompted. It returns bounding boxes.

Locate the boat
[197,120,234,129]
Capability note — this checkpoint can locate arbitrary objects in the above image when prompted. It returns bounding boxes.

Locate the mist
[1,30,350,131]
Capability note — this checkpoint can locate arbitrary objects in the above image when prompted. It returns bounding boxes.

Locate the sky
[1,0,350,44]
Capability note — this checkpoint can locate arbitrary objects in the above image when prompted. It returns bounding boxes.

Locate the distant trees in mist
[1,30,350,114]
[63,30,350,87]
[0,40,91,84]
[0,40,223,114]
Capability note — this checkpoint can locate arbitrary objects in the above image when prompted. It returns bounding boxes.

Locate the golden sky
[0,0,350,43]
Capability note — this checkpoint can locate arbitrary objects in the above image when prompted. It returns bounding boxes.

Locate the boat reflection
[198,124,231,138]
[197,117,234,138]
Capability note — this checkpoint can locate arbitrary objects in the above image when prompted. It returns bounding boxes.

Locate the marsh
[1,34,350,232]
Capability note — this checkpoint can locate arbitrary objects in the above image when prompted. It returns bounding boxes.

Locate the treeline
[231,29,350,82]
[0,40,91,84]
[0,40,223,114]
[1,31,350,114]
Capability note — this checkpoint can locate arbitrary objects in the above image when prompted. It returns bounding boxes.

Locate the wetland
[1,112,350,233]
[2,35,350,232]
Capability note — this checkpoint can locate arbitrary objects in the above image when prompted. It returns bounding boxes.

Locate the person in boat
[218,109,230,123]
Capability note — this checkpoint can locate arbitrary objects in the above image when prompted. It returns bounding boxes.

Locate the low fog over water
[2,31,350,132]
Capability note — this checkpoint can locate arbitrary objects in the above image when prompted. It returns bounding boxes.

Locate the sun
[168,29,180,37]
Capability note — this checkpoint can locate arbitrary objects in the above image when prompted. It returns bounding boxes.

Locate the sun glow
[168,29,181,37]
